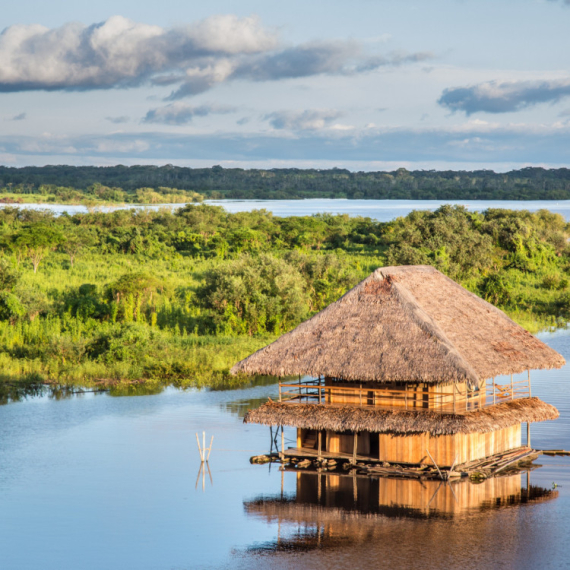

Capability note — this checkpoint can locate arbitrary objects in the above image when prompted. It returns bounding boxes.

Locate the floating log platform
[251,445,541,481]
[540,449,570,456]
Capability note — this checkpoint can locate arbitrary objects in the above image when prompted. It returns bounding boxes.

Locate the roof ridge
[382,271,479,385]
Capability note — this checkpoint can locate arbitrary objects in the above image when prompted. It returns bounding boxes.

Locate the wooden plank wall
[324,378,487,411]
[302,425,521,466]
[378,425,521,466]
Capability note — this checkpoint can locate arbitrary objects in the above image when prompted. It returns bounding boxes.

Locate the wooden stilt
[511,374,514,400]
[493,377,496,405]
[280,426,285,460]
[318,431,322,460]
[527,422,531,448]
[353,432,358,463]
[528,370,532,398]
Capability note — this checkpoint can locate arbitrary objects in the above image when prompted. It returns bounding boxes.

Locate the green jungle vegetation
[2,165,570,200]
[0,182,204,206]
[0,203,568,403]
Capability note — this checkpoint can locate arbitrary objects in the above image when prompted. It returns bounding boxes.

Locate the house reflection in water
[244,471,558,552]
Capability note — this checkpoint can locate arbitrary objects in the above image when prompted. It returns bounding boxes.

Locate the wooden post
[318,375,322,404]
[353,432,358,463]
[405,386,408,410]
[359,383,362,406]
[279,383,282,402]
[453,384,456,413]
[511,374,514,400]
[528,370,532,398]
[527,422,531,449]
[318,431,322,460]
[298,375,301,401]
[493,377,496,405]
[280,426,285,460]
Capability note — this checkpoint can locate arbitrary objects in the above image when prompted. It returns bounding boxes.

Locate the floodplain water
[4,198,570,221]
[0,328,569,570]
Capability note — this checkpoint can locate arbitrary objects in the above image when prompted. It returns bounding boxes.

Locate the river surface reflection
[0,329,568,570]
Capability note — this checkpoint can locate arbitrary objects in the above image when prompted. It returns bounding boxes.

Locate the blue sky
[1,0,570,170]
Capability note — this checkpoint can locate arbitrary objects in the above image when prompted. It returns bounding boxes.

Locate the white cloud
[143,102,237,125]
[0,16,433,98]
[0,15,276,93]
[105,116,130,124]
[438,78,570,114]
[264,109,344,131]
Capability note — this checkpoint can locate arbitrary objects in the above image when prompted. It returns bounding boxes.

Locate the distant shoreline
[2,164,570,200]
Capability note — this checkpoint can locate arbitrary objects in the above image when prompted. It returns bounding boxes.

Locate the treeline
[0,204,568,395]
[2,165,570,200]
[0,181,203,205]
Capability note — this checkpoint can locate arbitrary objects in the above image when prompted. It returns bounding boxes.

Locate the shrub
[196,254,309,335]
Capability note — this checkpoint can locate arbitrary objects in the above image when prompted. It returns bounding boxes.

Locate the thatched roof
[243,398,558,435]
[231,265,565,384]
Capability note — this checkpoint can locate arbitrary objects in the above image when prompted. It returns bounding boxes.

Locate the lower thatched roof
[243,398,558,436]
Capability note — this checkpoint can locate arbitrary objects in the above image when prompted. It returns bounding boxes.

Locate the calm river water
[0,328,569,570]
[4,198,570,221]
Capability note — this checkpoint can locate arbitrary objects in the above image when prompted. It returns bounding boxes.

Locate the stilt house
[233,266,565,468]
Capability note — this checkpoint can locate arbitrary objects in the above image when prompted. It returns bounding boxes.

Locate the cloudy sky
[1,0,570,171]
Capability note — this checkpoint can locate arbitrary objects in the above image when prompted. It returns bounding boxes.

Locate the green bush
[196,254,309,335]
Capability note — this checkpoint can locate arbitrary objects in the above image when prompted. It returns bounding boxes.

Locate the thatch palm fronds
[244,398,558,436]
[232,265,565,385]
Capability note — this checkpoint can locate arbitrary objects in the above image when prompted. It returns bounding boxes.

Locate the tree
[108,272,162,322]
[196,254,309,335]
[60,228,96,267]
[15,225,64,273]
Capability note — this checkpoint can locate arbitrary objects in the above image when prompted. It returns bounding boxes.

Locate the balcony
[278,373,532,414]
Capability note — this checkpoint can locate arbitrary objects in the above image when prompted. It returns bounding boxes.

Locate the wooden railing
[278,373,531,414]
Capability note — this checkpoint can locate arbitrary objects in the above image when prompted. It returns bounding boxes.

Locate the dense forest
[0,203,568,402]
[2,165,570,201]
